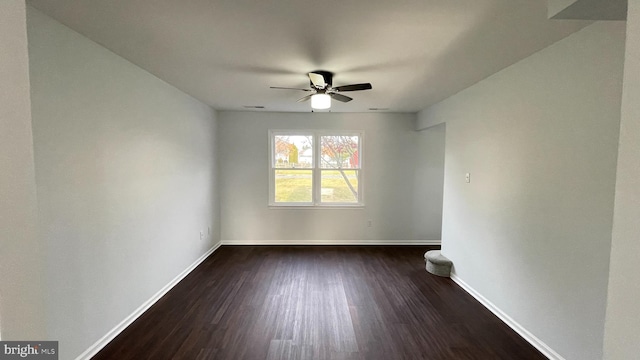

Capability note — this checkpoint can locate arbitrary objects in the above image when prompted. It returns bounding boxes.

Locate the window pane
[320,170,359,203]
[274,135,313,168]
[320,135,359,169]
[275,169,313,203]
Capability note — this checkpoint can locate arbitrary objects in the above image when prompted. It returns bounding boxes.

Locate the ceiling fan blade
[297,94,314,102]
[329,93,353,102]
[308,72,326,88]
[333,83,372,92]
[270,86,312,91]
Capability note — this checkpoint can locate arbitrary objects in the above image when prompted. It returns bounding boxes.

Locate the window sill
[268,204,364,210]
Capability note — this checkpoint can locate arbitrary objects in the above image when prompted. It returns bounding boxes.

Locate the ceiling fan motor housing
[310,70,333,88]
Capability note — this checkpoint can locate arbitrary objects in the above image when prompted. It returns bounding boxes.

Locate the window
[269,131,363,207]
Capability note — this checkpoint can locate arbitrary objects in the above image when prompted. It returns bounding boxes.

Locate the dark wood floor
[93,246,545,360]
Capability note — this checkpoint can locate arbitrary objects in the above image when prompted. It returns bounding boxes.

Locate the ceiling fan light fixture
[311,93,331,110]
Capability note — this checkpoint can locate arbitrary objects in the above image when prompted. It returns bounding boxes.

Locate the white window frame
[269,130,364,208]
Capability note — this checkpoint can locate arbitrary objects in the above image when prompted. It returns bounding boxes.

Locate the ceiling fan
[270,71,372,109]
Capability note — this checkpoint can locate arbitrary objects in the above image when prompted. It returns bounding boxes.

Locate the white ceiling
[27,0,591,113]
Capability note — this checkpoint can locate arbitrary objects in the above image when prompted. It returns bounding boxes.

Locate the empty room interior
[1,0,639,359]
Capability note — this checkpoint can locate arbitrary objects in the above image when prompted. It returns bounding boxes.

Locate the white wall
[27,7,220,359]
[412,123,445,240]
[548,0,580,17]
[603,1,640,358]
[218,111,442,243]
[420,21,625,360]
[0,0,46,340]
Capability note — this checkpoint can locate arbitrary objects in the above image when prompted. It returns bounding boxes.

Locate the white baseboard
[450,273,564,360]
[75,242,222,360]
[221,239,441,245]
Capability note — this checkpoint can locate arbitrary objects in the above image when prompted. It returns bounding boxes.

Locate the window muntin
[270,131,363,206]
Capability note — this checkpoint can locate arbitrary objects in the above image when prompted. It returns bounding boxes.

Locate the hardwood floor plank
[92,246,546,360]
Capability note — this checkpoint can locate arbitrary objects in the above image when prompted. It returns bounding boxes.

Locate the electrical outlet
[200,231,204,240]
[465,173,471,183]
[367,219,373,227]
